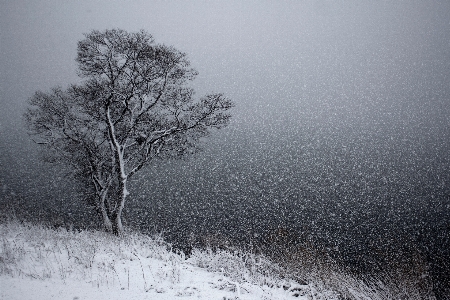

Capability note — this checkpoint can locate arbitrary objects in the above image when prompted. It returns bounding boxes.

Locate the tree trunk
[105,105,130,236]
[95,186,113,232]
[100,198,113,232]
[113,209,123,236]
[112,177,128,236]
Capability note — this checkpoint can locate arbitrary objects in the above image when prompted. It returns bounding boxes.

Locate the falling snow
[1,0,449,298]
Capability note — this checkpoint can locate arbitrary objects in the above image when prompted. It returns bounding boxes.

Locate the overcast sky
[1,0,449,203]
[2,0,449,128]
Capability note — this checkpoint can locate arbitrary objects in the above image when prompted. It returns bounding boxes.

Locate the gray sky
[3,0,449,125]
[1,0,449,205]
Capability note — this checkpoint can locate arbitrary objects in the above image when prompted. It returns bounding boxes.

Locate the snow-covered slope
[0,263,303,300]
[0,221,435,299]
[0,221,308,300]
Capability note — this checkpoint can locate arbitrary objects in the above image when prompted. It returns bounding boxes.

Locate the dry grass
[0,218,437,299]
[0,219,174,286]
[266,233,437,300]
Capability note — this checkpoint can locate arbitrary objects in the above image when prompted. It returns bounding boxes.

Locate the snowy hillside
[0,221,318,300]
[0,220,436,299]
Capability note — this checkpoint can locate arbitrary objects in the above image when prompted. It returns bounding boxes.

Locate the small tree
[25,29,233,235]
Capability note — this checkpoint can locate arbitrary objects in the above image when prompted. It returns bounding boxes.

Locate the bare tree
[25,29,233,235]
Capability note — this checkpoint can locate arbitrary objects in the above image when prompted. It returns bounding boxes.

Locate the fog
[1,0,450,296]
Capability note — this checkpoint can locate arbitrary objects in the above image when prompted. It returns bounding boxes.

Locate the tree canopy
[25,29,233,234]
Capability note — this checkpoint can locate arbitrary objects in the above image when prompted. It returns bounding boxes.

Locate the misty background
[1,0,450,296]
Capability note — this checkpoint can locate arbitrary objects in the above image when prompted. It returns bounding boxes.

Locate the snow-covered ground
[0,262,302,300]
[0,221,308,300]
[0,220,435,300]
